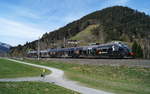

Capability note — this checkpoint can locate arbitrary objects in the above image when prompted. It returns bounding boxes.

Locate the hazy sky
[0,0,150,46]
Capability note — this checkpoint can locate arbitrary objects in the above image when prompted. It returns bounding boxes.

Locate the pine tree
[137,44,143,58]
[132,41,143,58]
[132,41,138,56]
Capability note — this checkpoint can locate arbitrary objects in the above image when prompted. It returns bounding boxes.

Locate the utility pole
[64,37,66,48]
[37,37,40,60]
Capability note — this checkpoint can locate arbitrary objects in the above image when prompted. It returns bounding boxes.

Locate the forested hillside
[10,6,150,58]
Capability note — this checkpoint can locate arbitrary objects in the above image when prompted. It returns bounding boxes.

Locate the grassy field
[0,82,79,94]
[0,58,80,94]
[70,25,99,46]
[22,59,150,94]
[0,58,50,78]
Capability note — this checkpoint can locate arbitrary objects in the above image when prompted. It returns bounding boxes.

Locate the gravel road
[0,59,113,94]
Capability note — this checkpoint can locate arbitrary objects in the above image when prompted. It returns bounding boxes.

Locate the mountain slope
[70,25,99,46]
[10,6,150,58]
[0,42,11,54]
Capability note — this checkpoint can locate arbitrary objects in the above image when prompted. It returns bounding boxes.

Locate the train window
[102,49,107,52]
[108,48,112,52]
[119,47,123,51]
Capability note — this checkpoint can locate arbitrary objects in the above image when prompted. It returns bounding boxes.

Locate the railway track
[43,58,150,68]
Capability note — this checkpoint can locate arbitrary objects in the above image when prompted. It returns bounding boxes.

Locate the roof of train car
[27,42,130,54]
[47,47,83,52]
[81,43,120,50]
[27,51,37,54]
[40,50,49,53]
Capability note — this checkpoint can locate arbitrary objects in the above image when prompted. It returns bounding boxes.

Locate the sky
[0,0,150,46]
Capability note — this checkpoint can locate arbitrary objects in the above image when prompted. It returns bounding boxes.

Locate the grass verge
[0,82,79,94]
[0,58,50,78]
[22,59,150,94]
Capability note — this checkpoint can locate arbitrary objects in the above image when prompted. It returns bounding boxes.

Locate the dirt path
[0,59,113,94]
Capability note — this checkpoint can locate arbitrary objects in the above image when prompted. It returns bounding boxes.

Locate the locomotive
[27,41,134,59]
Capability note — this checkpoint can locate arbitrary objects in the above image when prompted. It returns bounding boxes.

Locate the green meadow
[23,59,150,94]
[0,58,50,78]
[0,82,79,94]
[0,58,79,94]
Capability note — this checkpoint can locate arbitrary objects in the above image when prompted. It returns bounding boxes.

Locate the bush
[132,41,143,58]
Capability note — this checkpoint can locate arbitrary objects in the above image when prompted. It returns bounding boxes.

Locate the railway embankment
[45,58,150,68]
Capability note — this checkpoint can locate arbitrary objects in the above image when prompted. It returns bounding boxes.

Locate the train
[27,41,134,59]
